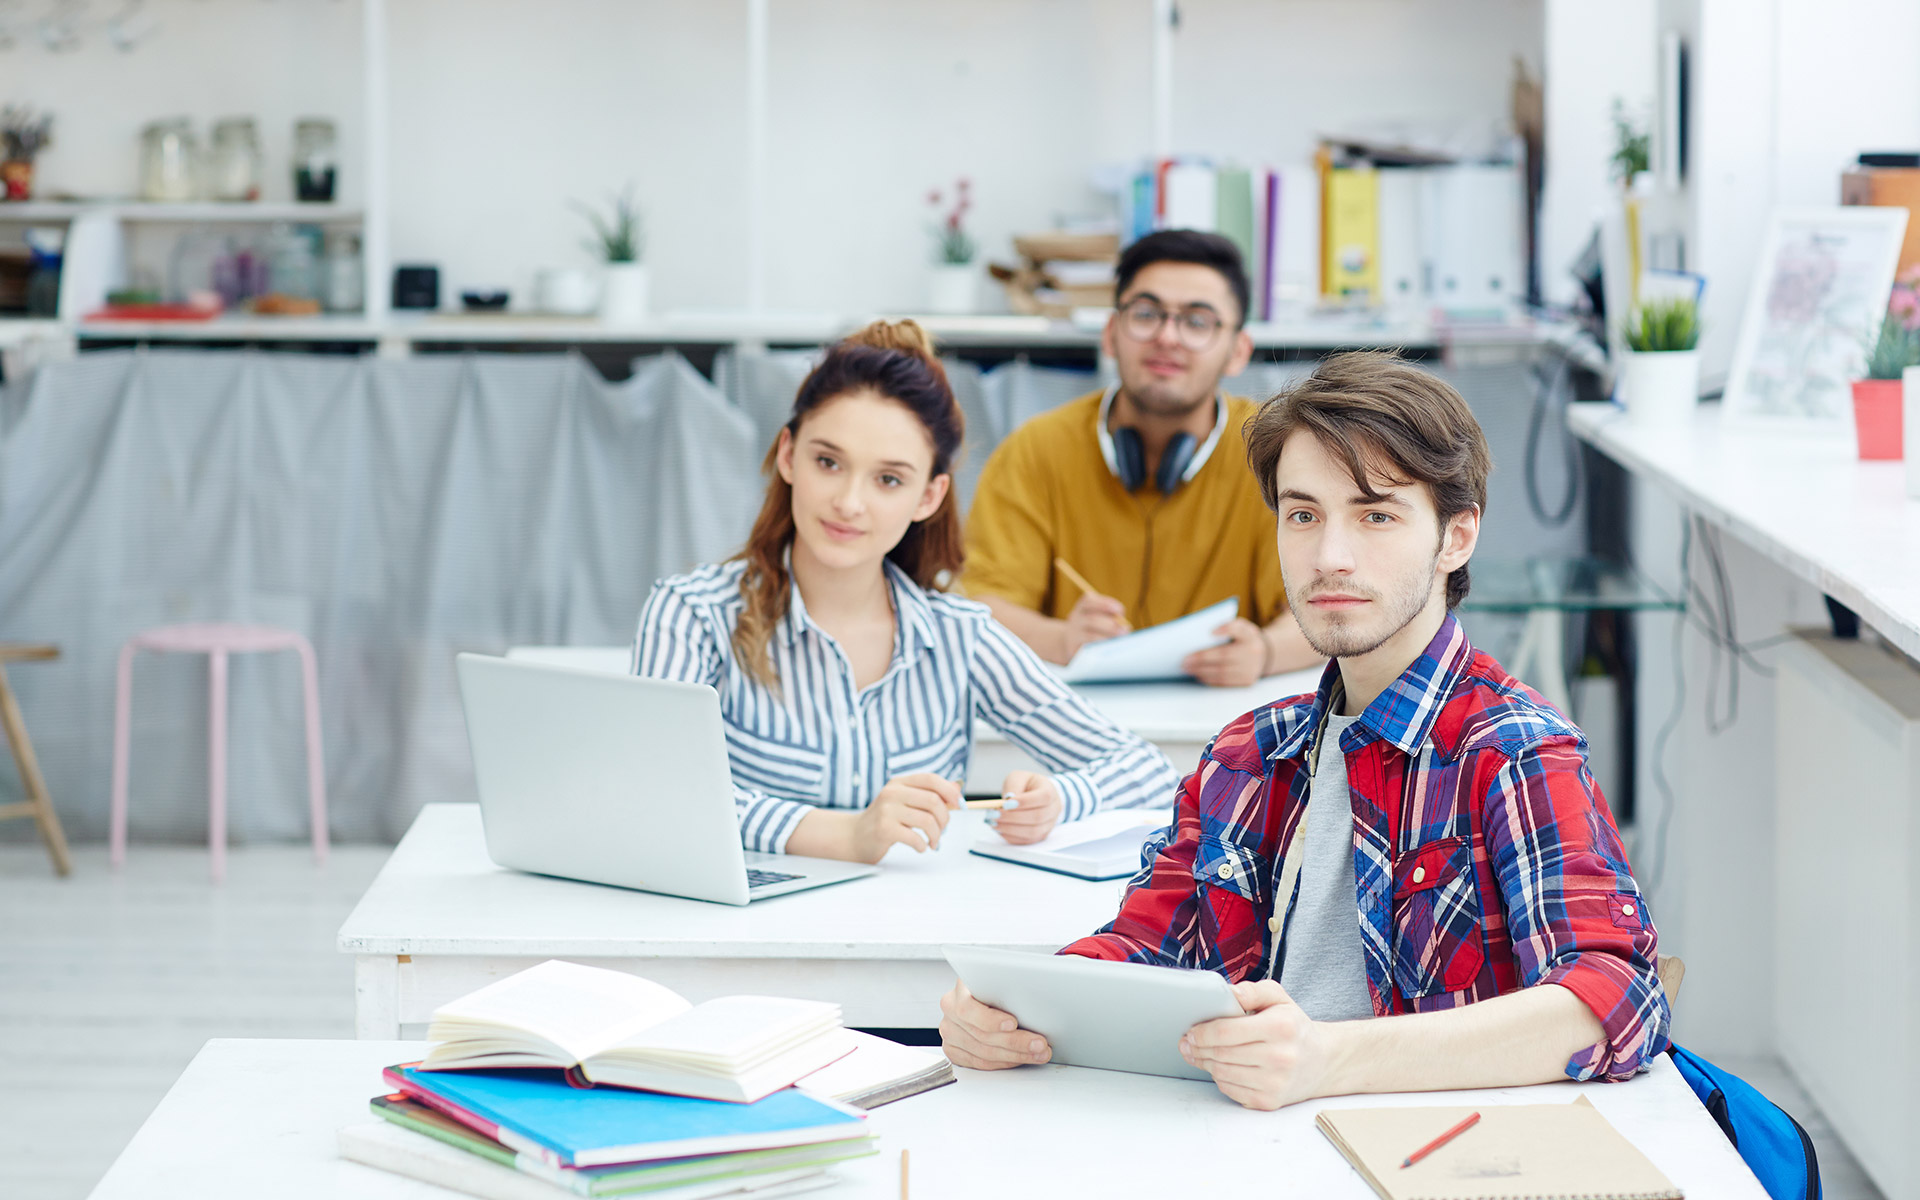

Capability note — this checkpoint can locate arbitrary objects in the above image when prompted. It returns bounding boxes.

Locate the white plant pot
[533,267,599,316]
[600,262,649,325]
[1618,349,1700,426]
[927,263,977,315]
[1904,365,1920,498]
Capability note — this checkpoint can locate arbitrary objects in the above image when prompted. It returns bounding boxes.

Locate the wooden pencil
[1053,556,1098,599]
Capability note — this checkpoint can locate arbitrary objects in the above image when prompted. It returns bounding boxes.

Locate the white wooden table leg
[354,955,401,1039]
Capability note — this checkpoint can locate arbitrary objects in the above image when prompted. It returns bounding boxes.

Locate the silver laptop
[454,653,877,905]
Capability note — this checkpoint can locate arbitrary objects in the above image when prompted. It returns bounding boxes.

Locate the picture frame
[1723,206,1911,432]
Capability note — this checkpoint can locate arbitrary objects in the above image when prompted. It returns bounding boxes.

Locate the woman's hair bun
[844,318,938,362]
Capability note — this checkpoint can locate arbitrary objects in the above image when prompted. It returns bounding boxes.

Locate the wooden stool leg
[207,648,228,884]
[0,663,71,877]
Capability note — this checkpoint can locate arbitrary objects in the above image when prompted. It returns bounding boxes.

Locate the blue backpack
[1667,1045,1821,1200]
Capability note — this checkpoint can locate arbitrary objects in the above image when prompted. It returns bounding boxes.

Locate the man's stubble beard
[1287,542,1446,660]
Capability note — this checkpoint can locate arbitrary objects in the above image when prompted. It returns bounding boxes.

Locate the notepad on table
[1056,596,1238,684]
[1315,1097,1682,1200]
[793,1030,954,1109]
[969,809,1170,880]
[423,960,852,1104]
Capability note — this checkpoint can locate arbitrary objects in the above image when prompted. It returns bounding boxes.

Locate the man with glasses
[962,230,1318,684]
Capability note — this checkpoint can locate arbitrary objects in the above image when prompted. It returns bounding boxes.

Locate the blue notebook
[389,1064,867,1169]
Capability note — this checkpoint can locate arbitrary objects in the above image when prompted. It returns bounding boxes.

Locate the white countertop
[87,1037,1765,1200]
[336,803,1128,960]
[1567,400,1920,660]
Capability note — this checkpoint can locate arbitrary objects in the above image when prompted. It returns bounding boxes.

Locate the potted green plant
[1618,296,1701,425]
[2,106,53,201]
[575,185,646,324]
[1856,268,1920,461]
[926,177,977,314]
[1609,100,1650,188]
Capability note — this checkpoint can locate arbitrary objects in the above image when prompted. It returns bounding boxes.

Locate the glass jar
[292,119,337,202]
[266,223,320,300]
[139,118,199,202]
[322,229,364,313]
[208,117,262,202]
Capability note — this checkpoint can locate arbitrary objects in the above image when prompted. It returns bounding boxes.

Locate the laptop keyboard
[746,868,802,888]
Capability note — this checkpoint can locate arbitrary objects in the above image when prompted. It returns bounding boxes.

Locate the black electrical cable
[1643,517,1690,896]
[1524,350,1582,527]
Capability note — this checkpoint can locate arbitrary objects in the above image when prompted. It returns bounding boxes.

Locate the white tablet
[943,945,1242,1081]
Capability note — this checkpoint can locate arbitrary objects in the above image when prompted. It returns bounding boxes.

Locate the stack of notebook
[338,961,955,1199]
[340,1063,876,1199]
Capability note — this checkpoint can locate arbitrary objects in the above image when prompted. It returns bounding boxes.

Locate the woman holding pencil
[631,320,1177,864]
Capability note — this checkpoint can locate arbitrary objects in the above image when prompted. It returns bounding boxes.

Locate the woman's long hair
[731,319,965,687]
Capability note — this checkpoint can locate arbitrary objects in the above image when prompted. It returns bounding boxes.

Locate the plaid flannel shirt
[1061,613,1670,1082]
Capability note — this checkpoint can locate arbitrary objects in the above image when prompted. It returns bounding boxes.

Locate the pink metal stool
[110,622,329,882]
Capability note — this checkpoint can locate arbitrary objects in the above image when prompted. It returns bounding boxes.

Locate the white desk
[966,668,1320,791]
[338,804,1133,1038]
[501,646,1322,794]
[1568,401,1920,660]
[88,1037,1766,1199]
[1569,399,1920,1200]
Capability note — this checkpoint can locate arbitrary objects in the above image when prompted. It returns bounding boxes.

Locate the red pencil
[1401,1111,1481,1169]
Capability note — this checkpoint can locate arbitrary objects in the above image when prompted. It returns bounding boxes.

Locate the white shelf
[44,308,1570,351]
[0,201,361,223]
[73,313,383,341]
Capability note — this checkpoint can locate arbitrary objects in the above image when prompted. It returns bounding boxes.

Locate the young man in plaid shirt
[940,352,1669,1110]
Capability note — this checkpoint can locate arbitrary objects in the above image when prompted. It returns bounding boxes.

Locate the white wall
[1652,0,1920,384]
[1538,0,1656,307]
[5,0,1544,315]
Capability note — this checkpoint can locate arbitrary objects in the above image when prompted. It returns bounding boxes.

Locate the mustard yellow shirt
[961,390,1287,630]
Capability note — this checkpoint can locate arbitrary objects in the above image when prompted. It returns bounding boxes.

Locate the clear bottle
[208,117,262,202]
[322,228,364,313]
[292,119,337,203]
[139,118,200,202]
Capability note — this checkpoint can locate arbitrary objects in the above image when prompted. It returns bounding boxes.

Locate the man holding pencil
[940,353,1670,1110]
[960,230,1320,686]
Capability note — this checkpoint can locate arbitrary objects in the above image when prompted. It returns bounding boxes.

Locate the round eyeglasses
[1117,297,1229,349]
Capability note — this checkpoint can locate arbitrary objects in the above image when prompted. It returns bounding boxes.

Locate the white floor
[0,841,1889,1200]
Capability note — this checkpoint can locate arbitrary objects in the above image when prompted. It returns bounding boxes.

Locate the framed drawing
[1723,206,1910,432]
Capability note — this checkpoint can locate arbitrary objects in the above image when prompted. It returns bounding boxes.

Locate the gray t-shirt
[1276,711,1375,1022]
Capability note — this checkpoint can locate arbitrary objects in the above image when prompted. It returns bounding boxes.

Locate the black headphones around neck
[1111,427,1199,496]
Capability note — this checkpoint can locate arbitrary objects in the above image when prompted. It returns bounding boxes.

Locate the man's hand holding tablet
[938,981,1054,1069]
[938,947,1243,1082]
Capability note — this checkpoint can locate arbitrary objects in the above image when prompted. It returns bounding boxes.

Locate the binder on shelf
[1213,166,1256,276]
[1323,166,1381,300]
[1375,167,1426,313]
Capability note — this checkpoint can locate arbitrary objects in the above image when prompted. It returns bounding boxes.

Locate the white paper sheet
[1057,597,1238,683]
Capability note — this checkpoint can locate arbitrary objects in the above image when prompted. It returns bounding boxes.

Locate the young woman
[632,320,1176,864]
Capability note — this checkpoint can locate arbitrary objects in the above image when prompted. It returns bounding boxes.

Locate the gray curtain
[0,349,760,843]
[0,345,1575,847]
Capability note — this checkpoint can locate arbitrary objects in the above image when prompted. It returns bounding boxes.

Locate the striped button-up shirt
[631,558,1178,853]
[1062,613,1669,1083]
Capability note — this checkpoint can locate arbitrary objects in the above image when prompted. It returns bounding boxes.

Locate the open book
[423,961,853,1104]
